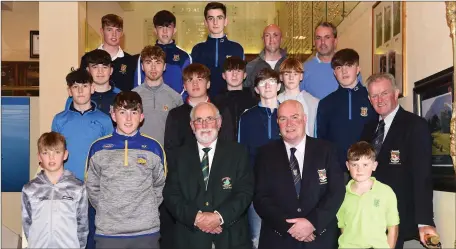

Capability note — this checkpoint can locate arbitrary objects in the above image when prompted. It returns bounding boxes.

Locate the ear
[141,63,145,72]
[86,66,90,72]
[111,110,117,123]
[394,88,400,99]
[110,67,113,76]
[372,161,378,171]
[222,73,226,80]
[190,120,196,133]
[345,161,350,171]
[204,18,209,28]
[277,83,282,92]
[206,81,211,90]
[154,27,158,36]
[279,74,284,82]
[356,66,361,76]
[183,83,188,92]
[139,113,145,123]
[224,17,228,27]
[243,72,247,80]
[334,37,338,47]
[216,115,222,130]
[90,84,95,94]
[254,86,260,95]
[67,87,73,97]
[173,27,177,36]
[37,152,42,164]
[63,150,69,161]
[99,27,104,35]
[163,63,167,72]
[299,73,303,81]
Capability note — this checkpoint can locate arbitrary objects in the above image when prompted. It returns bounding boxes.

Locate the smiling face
[101,25,123,47]
[277,100,307,146]
[314,26,337,57]
[111,107,144,136]
[367,77,400,119]
[190,103,222,147]
[87,64,113,86]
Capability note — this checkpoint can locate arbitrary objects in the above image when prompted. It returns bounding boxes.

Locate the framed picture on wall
[372,2,406,97]
[413,66,456,192]
[30,30,39,59]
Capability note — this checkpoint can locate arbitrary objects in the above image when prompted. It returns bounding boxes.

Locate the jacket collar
[259,48,287,60]
[206,34,228,42]
[69,101,96,115]
[337,81,364,92]
[113,129,141,140]
[155,40,176,49]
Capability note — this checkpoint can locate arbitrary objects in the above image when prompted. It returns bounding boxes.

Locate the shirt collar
[69,101,96,115]
[98,44,125,60]
[283,136,306,155]
[197,138,218,152]
[187,97,210,107]
[314,53,331,64]
[380,104,400,127]
[346,177,378,195]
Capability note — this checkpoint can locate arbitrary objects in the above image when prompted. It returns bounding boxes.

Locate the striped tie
[289,148,301,197]
[372,120,385,156]
[201,147,211,187]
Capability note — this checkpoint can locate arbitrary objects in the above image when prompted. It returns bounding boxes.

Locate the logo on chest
[119,64,127,75]
[390,150,401,164]
[360,107,368,117]
[374,198,380,207]
[173,54,180,62]
[137,154,148,166]
[317,169,327,184]
[221,177,232,190]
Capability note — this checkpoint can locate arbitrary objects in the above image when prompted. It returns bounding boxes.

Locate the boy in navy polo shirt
[191,2,244,98]
[134,10,191,98]
[316,48,378,178]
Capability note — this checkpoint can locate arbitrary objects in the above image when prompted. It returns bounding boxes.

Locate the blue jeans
[248,203,261,249]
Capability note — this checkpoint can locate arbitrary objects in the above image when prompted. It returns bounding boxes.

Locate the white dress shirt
[284,136,306,177]
[196,139,224,226]
[379,104,400,139]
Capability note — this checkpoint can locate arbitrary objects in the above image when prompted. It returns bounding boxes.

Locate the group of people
[21,2,439,249]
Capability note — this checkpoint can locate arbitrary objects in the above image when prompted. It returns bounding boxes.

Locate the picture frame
[372,2,406,97]
[413,66,456,192]
[30,30,39,59]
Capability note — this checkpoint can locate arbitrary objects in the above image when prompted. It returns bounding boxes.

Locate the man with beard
[133,45,183,146]
[164,102,253,249]
[244,24,287,89]
[300,22,361,100]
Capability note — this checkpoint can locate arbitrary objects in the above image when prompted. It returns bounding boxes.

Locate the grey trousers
[95,233,160,249]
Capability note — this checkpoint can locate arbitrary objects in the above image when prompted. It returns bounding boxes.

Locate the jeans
[248,203,261,249]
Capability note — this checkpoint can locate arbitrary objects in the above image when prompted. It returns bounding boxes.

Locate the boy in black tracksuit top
[317,48,378,174]
[213,56,258,141]
[191,2,244,99]
[80,14,136,92]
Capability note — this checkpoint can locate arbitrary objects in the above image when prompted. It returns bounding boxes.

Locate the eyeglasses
[257,79,278,87]
[192,116,219,125]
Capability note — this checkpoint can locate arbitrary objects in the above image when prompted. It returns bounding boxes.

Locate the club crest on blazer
[221,177,232,190]
[317,169,327,184]
[390,150,400,164]
[360,107,368,117]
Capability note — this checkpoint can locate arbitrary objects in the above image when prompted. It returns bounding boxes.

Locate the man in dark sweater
[213,56,258,141]
[80,14,136,92]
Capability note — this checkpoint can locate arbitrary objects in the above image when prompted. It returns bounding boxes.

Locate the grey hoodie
[244,48,287,88]
[21,169,88,249]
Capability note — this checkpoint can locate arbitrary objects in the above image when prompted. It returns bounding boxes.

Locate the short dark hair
[113,91,143,113]
[153,10,176,27]
[85,49,112,67]
[183,63,211,82]
[204,2,226,19]
[315,21,337,38]
[101,14,123,29]
[37,131,67,152]
[223,56,246,72]
[140,45,166,63]
[347,141,376,162]
[254,68,280,88]
[331,48,360,69]
[66,68,93,87]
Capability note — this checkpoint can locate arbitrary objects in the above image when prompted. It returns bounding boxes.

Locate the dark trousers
[95,234,160,249]
[86,203,96,249]
[395,237,405,249]
[159,203,176,249]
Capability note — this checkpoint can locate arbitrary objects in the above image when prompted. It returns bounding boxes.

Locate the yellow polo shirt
[336,177,400,249]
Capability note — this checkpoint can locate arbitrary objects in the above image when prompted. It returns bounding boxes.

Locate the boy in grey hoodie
[86,91,166,249]
[22,131,88,249]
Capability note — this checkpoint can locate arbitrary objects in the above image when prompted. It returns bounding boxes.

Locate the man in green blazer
[163,102,254,249]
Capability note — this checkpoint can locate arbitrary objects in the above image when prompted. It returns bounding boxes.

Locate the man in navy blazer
[360,73,438,249]
[253,99,345,249]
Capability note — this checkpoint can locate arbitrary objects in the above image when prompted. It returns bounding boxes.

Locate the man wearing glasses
[164,102,253,249]
[238,68,282,248]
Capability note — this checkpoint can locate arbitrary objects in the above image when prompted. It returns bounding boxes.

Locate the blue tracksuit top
[51,102,114,181]
[316,82,378,170]
[134,41,191,99]
[191,35,244,99]
[238,103,280,166]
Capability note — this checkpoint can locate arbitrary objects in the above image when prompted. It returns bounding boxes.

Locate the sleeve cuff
[214,210,224,225]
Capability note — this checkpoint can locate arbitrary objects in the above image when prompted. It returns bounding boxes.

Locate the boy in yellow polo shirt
[337,141,399,248]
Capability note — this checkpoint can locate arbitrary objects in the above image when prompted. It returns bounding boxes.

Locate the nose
[97,67,103,74]
[78,86,83,93]
[202,120,209,128]
[342,66,348,74]
[126,112,132,121]
[49,152,56,160]
[289,74,294,80]
[212,18,218,25]
[163,28,168,34]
